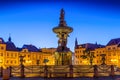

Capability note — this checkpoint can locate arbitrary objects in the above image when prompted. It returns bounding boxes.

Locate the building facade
[0,37,56,68]
[74,38,120,67]
[1,37,120,68]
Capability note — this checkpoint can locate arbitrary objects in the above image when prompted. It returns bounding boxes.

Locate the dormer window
[22,49,28,52]
[108,48,111,50]
[24,49,28,52]
[0,39,2,43]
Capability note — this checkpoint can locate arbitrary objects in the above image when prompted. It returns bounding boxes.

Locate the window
[0,53,3,56]
[15,54,17,57]
[75,51,77,53]
[28,55,30,57]
[108,53,111,56]
[11,54,13,57]
[7,53,9,56]
[97,61,98,63]
[80,61,82,63]
[108,48,111,50]
[113,47,115,49]
[6,61,8,63]
[113,53,116,56]
[1,46,4,50]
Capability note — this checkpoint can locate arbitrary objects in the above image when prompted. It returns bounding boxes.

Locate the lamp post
[43,59,49,78]
[19,55,25,78]
[81,49,95,65]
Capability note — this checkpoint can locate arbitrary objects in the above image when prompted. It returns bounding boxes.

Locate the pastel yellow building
[0,37,56,68]
[1,36,120,68]
[74,38,120,67]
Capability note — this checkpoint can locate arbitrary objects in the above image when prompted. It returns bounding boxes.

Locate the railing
[1,65,120,78]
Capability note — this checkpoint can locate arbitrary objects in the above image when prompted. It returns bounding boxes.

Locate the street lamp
[43,59,49,65]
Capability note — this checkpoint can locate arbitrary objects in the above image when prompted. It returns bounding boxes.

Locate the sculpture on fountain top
[53,8,73,52]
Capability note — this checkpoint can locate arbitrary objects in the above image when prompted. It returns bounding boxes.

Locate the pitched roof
[22,44,39,52]
[6,41,18,51]
[78,43,105,50]
[107,38,120,46]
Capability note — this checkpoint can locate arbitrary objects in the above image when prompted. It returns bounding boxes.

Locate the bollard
[93,65,98,78]
[69,65,73,78]
[44,65,48,78]
[110,65,114,76]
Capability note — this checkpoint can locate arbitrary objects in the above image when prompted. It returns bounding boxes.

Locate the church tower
[75,38,78,49]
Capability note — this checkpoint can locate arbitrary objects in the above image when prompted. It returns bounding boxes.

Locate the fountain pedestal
[53,9,73,65]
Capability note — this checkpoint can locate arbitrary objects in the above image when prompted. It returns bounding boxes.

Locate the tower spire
[75,38,78,49]
[8,33,11,42]
[59,8,67,27]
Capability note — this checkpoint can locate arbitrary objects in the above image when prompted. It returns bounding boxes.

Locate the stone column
[20,65,25,78]
[110,65,114,76]
[0,67,3,77]
[93,65,98,77]
[2,67,10,80]
[19,55,25,78]
[69,65,73,77]
[9,66,12,77]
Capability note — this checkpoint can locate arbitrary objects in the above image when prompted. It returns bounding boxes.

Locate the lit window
[0,53,3,56]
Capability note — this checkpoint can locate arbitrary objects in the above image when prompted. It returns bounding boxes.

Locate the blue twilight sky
[0,0,120,51]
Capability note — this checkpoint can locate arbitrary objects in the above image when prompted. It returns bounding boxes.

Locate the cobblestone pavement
[0,76,120,80]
